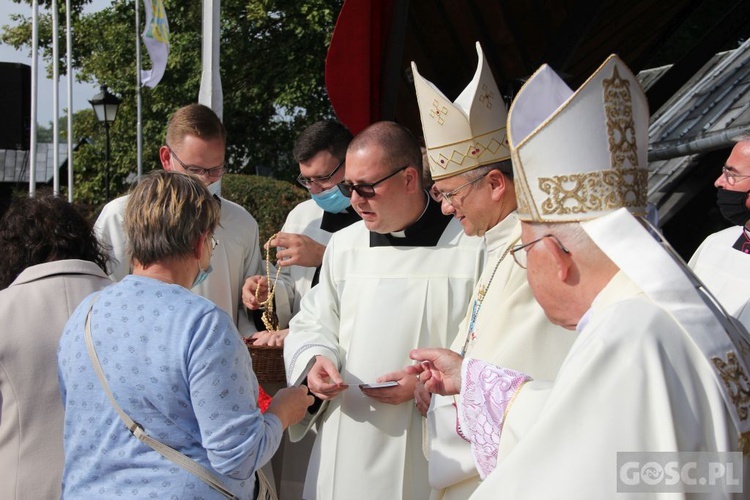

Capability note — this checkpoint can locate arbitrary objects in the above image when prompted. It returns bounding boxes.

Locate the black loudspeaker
[0,62,31,151]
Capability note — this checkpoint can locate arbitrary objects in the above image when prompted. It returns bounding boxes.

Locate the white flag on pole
[141,0,169,88]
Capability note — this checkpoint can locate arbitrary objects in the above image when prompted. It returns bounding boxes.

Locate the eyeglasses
[297,159,345,189]
[721,165,750,186]
[510,234,570,269]
[169,147,226,179]
[337,165,409,199]
[211,235,219,250]
[433,171,489,206]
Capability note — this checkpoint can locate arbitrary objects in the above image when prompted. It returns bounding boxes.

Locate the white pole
[199,0,222,120]
[52,0,60,196]
[29,0,39,197]
[135,0,143,181]
[66,0,74,201]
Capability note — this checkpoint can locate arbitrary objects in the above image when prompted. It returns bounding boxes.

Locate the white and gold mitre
[508,54,649,222]
[412,42,509,181]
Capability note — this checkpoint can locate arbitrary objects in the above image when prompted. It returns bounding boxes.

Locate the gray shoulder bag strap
[83,298,239,499]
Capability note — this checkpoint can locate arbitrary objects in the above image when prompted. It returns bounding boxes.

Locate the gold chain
[255,233,282,331]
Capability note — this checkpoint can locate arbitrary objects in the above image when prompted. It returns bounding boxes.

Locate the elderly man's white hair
[524,221,591,253]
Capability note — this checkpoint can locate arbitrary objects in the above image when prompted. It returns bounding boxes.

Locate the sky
[0,1,108,127]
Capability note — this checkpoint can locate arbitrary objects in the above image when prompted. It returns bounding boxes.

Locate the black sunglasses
[337,165,409,199]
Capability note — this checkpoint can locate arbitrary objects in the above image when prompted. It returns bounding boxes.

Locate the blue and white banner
[141,0,169,88]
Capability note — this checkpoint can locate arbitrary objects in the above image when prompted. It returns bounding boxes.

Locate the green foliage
[221,173,309,244]
[36,123,54,143]
[2,0,343,205]
[36,115,69,143]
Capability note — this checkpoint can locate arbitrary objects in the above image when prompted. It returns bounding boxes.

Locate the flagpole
[29,0,39,197]
[66,0,74,201]
[199,0,222,120]
[136,0,143,181]
[199,0,222,195]
[52,0,60,196]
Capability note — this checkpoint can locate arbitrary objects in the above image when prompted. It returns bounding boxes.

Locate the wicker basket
[246,339,286,383]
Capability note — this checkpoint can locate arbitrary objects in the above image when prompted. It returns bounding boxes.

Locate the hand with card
[358,381,398,389]
[360,369,419,405]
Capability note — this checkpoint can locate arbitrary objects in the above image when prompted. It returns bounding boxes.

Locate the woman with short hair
[58,171,312,499]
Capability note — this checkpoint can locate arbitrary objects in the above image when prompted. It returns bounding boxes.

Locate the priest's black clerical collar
[320,206,361,233]
[370,191,452,247]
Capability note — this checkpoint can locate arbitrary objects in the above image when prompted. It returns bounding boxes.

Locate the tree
[2,0,342,205]
[36,114,71,143]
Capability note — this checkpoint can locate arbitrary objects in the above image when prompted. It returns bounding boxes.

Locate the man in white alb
[95,104,292,337]
[247,120,360,499]
[247,120,359,346]
[690,136,750,323]
[284,121,484,499]
[410,55,750,499]
[411,42,575,499]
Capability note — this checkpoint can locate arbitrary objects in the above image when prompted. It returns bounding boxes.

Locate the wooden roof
[394,0,749,138]
[326,0,750,139]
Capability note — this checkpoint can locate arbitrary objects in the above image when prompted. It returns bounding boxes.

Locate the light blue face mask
[191,264,213,289]
[311,185,351,213]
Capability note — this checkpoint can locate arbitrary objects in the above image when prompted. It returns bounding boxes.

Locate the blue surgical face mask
[311,185,351,213]
[191,264,213,289]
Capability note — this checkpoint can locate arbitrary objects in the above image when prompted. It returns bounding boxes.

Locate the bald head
[732,138,750,158]
[349,122,424,189]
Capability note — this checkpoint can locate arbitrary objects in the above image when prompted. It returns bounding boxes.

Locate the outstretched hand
[406,348,464,396]
[306,356,349,401]
[267,385,314,429]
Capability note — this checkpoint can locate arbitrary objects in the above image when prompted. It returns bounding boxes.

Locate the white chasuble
[469,272,745,499]
[427,213,576,500]
[284,213,484,500]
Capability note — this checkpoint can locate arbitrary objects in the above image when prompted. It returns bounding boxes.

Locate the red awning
[325,0,395,135]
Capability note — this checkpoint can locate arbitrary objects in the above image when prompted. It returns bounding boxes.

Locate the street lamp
[89,85,121,202]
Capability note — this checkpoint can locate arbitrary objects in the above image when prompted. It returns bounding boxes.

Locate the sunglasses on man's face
[337,165,409,199]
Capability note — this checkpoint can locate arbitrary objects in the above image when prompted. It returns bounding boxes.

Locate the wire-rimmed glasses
[510,234,570,269]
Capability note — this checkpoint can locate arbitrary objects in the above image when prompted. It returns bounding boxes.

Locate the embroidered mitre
[508,55,649,222]
[412,42,510,181]
[511,55,750,453]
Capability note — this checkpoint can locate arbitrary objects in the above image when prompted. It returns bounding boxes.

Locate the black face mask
[717,188,750,226]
